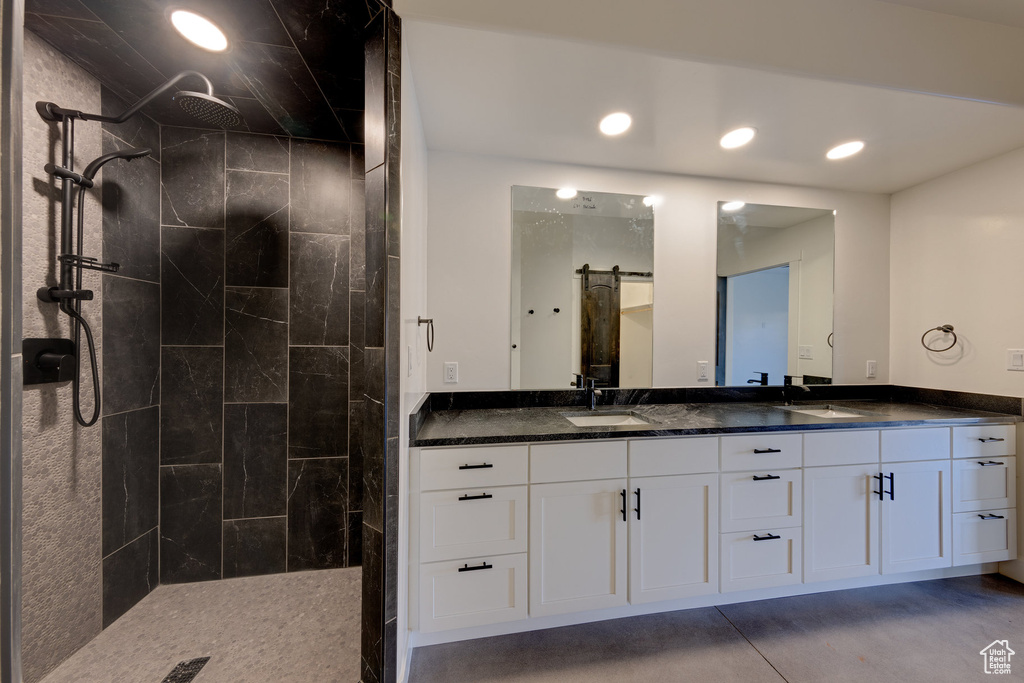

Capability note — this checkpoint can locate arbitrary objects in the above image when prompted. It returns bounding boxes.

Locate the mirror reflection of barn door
[580,264,620,387]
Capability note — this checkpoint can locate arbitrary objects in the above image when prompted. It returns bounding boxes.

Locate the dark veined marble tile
[347,510,362,566]
[288,458,348,571]
[102,528,157,628]
[384,436,399,622]
[100,140,160,280]
[385,256,401,439]
[290,232,349,346]
[224,287,288,403]
[350,177,365,290]
[361,522,384,682]
[229,41,343,140]
[364,165,385,348]
[160,127,224,229]
[364,9,386,172]
[161,347,223,465]
[289,346,348,458]
[160,464,222,583]
[26,0,97,20]
[226,132,289,173]
[384,618,397,683]
[100,86,161,161]
[102,275,160,414]
[348,399,364,513]
[361,375,384,531]
[223,517,287,579]
[225,170,289,288]
[224,403,287,519]
[349,290,366,400]
[161,226,224,346]
[226,96,288,137]
[290,140,351,235]
[102,406,159,556]
[334,107,364,144]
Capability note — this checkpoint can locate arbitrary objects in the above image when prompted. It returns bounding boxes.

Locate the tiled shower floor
[40,567,361,683]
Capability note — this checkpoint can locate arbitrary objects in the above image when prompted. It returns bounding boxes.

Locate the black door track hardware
[23,338,76,385]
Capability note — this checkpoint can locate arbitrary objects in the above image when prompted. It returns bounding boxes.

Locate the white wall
[398,42,430,682]
[891,146,1024,398]
[426,151,890,391]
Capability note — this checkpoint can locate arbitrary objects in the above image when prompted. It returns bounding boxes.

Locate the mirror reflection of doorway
[722,265,789,386]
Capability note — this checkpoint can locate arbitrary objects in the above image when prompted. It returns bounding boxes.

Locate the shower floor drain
[161,657,211,683]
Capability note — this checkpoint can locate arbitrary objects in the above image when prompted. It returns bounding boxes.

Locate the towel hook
[418,316,434,352]
[921,324,956,352]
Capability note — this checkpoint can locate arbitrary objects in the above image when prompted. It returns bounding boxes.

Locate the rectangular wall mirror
[511,186,654,390]
[716,202,835,387]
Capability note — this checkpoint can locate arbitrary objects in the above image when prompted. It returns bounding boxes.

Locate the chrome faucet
[573,374,603,410]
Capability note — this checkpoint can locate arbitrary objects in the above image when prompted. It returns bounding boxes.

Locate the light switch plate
[697,360,709,381]
[866,360,877,379]
[798,345,813,360]
[1008,349,1024,372]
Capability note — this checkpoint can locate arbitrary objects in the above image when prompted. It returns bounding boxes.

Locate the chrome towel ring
[921,324,957,352]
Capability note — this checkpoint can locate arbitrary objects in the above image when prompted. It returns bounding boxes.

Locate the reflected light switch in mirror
[798,345,813,360]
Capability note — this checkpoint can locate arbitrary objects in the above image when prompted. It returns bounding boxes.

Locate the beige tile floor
[40,567,361,683]
[409,574,1024,683]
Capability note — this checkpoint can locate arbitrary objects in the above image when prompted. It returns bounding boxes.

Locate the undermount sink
[779,404,868,419]
[561,411,654,427]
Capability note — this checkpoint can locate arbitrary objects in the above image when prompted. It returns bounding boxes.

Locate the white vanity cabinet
[627,437,720,604]
[951,427,1017,565]
[879,459,952,573]
[529,442,628,618]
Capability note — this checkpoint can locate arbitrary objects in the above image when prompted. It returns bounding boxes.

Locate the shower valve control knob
[37,286,93,303]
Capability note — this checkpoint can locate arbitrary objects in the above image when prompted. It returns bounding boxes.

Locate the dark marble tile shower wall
[99,87,162,627]
[159,128,364,584]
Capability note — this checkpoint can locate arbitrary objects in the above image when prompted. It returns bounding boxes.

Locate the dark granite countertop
[411,399,1020,447]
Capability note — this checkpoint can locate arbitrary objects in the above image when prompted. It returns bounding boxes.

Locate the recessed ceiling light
[826,141,865,160]
[720,127,756,149]
[170,10,229,52]
[722,201,746,212]
[642,196,660,207]
[599,112,632,136]
[556,188,577,199]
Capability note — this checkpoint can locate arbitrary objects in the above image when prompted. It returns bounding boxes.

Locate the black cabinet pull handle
[979,514,1006,520]
[978,461,1005,467]
[753,448,782,454]
[458,562,493,572]
[752,474,781,481]
[620,489,627,522]
[885,472,895,501]
[753,533,782,541]
[873,473,884,501]
[459,463,494,470]
[458,493,492,501]
[634,488,641,520]
[978,437,1005,443]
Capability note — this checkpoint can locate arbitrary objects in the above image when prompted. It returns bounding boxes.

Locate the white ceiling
[405,21,1024,194]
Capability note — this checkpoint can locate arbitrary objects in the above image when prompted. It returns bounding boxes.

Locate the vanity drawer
[720,527,801,592]
[420,445,529,491]
[530,441,627,483]
[803,430,879,467]
[952,456,1016,512]
[419,486,528,563]
[952,425,1016,460]
[418,553,528,633]
[720,434,801,472]
[720,469,802,532]
[880,427,950,462]
[628,437,719,477]
[952,509,1017,566]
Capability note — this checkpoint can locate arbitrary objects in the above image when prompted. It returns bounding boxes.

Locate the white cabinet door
[803,464,879,583]
[418,554,528,633]
[720,527,802,592]
[880,460,952,574]
[720,469,802,532]
[628,474,719,604]
[530,479,628,618]
[419,486,528,563]
[952,509,1017,566]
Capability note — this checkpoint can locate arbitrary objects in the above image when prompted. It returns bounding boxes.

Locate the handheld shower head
[173,91,241,128]
[82,147,152,181]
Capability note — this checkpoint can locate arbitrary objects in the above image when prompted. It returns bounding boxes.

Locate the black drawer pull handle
[978,461,1005,467]
[634,488,641,520]
[620,489,627,522]
[753,533,782,541]
[885,472,894,501]
[458,562,493,572]
[754,448,782,454]
[979,514,1006,520]
[978,437,1006,443]
[459,463,494,470]
[458,493,492,501]
[752,474,781,481]
[873,473,884,501]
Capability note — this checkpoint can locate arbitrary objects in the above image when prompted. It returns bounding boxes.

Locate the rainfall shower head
[173,90,241,128]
